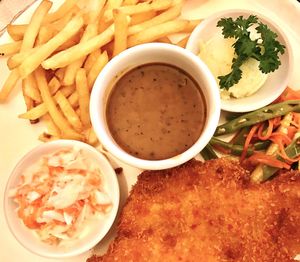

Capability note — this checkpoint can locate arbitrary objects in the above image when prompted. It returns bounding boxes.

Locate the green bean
[215,100,300,136]
[210,137,270,156]
[200,143,218,160]
[259,136,300,182]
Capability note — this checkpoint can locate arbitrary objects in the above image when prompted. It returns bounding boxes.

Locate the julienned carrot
[257,119,273,140]
[247,152,291,169]
[240,124,259,161]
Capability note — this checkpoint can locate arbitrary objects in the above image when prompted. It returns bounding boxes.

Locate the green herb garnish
[216,15,285,90]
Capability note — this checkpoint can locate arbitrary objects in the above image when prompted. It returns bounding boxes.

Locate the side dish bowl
[90,43,221,170]
[4,140,120,258]
[186,9,293,112]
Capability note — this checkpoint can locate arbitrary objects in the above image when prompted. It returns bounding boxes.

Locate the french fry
[48,76,61,95]
[113,9,129,57]
[21,80,37,124]
[55,67,66,81]
[67,91,79,108]
[0,41,22,56]
[55,90,83,131]
[84,49,102,73]
[84,0,106,25]
[34,66,82,139]
[19,103,48,120]
[22,74,42,103]
[19,16,84,78]
[182,19,202,33]
[7,47,36,70]
[87,51,108,89]
[128,20,188,47]
[128,4,182,35]
[75,68,90,127]
[122,0,138,5]
[63,23,99,86]
[157,36,172,44]
[107,0,123,9]
[44,0,78,23]
[36,26,54,46]
[19,85,75,120]
[176,35,189,48]
[103,0,173,23]
[7,24,27,41]
[42,23,114,69]
[0,69,20,102]
[20,0,52,52]
[47,10,74,32]
[42,114,61,136]
[130,10,156,25]
[55,32,81,52]
[84,127,99,146]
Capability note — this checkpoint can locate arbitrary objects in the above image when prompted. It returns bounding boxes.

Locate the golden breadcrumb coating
[88,158,300,262]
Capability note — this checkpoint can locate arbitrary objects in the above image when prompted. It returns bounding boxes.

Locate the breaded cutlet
[88,158,300,262]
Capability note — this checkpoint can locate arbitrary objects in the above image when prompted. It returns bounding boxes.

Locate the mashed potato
[198,34,267,100]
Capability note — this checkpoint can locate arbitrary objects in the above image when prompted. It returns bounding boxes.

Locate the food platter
[0,0,299,261]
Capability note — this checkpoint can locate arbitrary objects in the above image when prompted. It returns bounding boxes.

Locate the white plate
[0,1,299,261]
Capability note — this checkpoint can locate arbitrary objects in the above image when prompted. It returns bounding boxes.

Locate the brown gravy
[106,63,206,160]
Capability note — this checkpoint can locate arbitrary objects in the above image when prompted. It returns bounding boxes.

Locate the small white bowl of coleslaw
[4,140,120,258]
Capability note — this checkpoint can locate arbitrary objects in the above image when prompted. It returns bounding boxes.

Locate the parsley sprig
[216,15,285,90]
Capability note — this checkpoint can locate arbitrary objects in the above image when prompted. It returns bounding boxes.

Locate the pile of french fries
[0,0,200,145]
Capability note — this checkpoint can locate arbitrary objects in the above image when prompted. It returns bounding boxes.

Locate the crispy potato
[104,0,173,23]
[84,0,106,25]
[42,23,114,69]
[75,68,90,127]
[182,19,202,33]
[87,51,108,89]
[122,0,138,5]
[19,16,84,78]
[7,47,36,69]
[48,76,61,95]
[44,0,78,23]
[55,90,83,131]
[176,35,189,48]
[0,41,22,56]
[34,66,82,139]
[0,69,19,102]
[156,36,172,44]
[128,3,182,35]
[42,114,61,136]
[130,10,156,25]
[128,20,188,47]
[22,74,42,103]
[20,0,52,52]
[1,0,190,143]
[19,85,75,120]
[113,9,129,57]
[36,26,54,46]
[7,24,27,41]
[84,49,102,72]
[107,0,123,9]
[63,23,98,86]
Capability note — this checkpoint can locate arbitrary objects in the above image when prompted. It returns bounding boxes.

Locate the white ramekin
[90,43,220,170]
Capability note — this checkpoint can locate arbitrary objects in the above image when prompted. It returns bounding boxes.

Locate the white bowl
[186,9,293,112]
[90,43,220,170]
[4,140,120,258]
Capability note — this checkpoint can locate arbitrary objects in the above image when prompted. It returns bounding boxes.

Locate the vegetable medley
[202,87,300,182]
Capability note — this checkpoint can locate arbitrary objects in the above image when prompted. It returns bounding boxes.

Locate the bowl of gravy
[90,43,220,170]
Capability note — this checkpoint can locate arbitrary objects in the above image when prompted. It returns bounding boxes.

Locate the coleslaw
[9,147,112,245]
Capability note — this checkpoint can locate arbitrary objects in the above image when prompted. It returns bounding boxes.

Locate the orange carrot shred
[240,124,259,162]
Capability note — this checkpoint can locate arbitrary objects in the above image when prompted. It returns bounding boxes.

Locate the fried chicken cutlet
[88,158,300,262]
